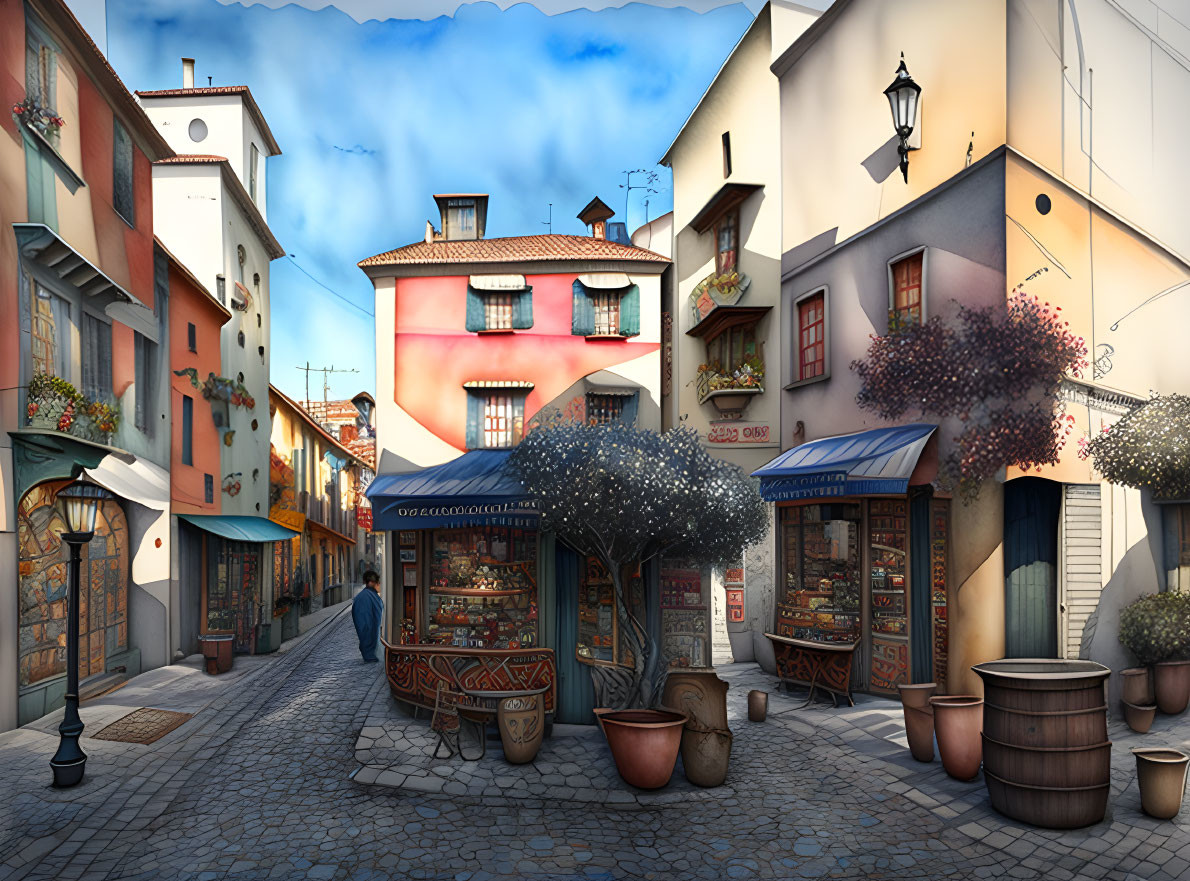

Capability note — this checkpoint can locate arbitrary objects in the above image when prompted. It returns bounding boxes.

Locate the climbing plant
[1080,393,1190,500]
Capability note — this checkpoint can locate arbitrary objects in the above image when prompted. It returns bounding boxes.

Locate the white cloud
[213,0,771,22]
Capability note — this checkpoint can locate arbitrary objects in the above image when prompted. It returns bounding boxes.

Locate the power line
[286,254,374,317]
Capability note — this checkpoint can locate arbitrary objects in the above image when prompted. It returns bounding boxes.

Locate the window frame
[786,286,830,389]
[465,388,528,451]
[591,289,621,337]
[249,143,260,203]
[886,247,928,330]
[25,12,59,136]
[721,131,732,178]
[187,322,197,353]
[181,395,194,466]
[112,118,135,227]
[134,331,156,437]
[713,208,739,277]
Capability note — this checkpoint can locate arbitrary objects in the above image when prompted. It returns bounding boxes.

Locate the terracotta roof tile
[359,234,669,269]
[135,85,281,155]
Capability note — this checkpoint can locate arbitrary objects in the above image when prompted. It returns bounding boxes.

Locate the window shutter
[465,286,485,332]
[619,392,639,427]
[465,393,482,450]
[512,287,534,329]
[618,284,640,337]
[572,280,595,336]
[181,396,193,465]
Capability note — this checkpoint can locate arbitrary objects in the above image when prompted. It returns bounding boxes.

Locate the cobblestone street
[1,606,1187,881]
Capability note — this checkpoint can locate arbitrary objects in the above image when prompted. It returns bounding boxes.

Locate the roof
[269,385,369,468]
[344,437,376,469]
[32,0,173,161]
[154,236,232,321]
[577,196,615,226]
[770,0,853,77]
[358,234,670,270]
[153,155,284,259]
[135,85,282,155]
[299,399,361,424]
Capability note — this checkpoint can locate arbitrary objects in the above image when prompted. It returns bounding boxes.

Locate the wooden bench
[765,633,860,708]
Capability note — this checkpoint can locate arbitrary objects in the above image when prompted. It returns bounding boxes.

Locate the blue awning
[178,514,299,543]
[366,449,537,531]
[752,424,937,501]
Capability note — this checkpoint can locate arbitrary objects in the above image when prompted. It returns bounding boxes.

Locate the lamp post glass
[884,55,921,182]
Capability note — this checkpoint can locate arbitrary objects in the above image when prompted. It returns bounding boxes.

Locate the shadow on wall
[862,135,903,184]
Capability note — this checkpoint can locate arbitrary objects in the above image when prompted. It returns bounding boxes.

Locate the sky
[80,0,762,403]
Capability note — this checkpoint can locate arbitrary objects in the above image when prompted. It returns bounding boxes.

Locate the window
[707,325,757,374]
[204,473,214,503]
[187,322,197,352]
[249,144,260,202]
[466,286,532,332]
[25,16,57,132]
[216,274,226,305]
[81,313,112,401]
[797,291,826,381]
[30,282,71,379]
[445,199,477,240]
[237,330,245,348]
[113,119,134,226]
[722,131,732,178]
[586,393,624,425]
[889,250,924,329]
[182,395,194,465]
[715,210,738,275]
[485,292,513,330]
[572,282,640,337]
[466,390,526,450]
[134,332,156,436]
[576,556,646,667]
[593,290,620,336]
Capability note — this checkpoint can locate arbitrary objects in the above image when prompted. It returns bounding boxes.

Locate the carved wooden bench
[765,633,859,708]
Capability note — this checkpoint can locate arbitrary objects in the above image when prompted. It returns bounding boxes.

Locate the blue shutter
[465,286,485,332]
[465,392,483,449]
[181,396,193,465]
[619,284,640,337]
[572,280,595,336]
[512,287,534,329]
[619,392,639,427]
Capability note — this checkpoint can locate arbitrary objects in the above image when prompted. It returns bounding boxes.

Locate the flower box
[26,373,118,443]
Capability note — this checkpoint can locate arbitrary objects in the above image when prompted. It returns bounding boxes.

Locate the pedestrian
[352,570,384,663]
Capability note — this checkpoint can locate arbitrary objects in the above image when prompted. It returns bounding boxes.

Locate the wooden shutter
[571,280,595,336]
[619,392,639,427]
[465,393,482,449]
[618,284,640,337]
[465,286,485,332]
[1061,484,1102,660]
[113,120,134,225]
[512,287,534,329]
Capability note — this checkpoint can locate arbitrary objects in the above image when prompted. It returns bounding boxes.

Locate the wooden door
[1004,478,1062,659]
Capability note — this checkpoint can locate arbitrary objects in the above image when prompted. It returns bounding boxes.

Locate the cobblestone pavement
[1,608,1188,881]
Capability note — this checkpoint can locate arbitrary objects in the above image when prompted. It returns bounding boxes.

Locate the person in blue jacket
[352,570,384,663]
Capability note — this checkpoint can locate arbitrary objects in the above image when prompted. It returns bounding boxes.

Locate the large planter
[663,670,732,788]
[1120,667,1154,706]
[1134,748,1189,819]
[198,634,233,675]
[497,691,545,764]
[1122,701,1156,734]
[930,695,983,781]
[1154,660,1190,715]
[899,683,936,763]
[748,690,767,722]
[973,659,1111,829]
[594,708,687,790]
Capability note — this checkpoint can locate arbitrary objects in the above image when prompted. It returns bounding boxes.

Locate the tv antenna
[296,362,359,406]
[541,202,552,234]
[619,168,659,229]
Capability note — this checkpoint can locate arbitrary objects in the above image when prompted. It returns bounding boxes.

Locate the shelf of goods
[869,499,908,692]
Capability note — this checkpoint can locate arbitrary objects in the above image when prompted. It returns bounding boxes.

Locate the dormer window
[445,199,477,240]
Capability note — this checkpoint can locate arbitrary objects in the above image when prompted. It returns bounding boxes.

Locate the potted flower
[12,96,65,138]
[1119,591,1190,716]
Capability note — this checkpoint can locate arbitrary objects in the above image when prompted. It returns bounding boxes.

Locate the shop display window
[425,526,538,649]
[869,499,909,692]
[577,557,645,666]
[661,562,707,668]
[206,539,261,651]
[776,503,861,643]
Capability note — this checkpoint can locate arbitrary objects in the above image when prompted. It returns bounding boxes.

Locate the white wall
[151,165,224,295]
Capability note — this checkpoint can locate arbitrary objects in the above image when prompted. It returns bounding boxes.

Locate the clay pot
[1133,748,1190,819]
[1122,700,1156,734]
[594,708,687,790]
[930,695,983,781]
[662,670,732,788]
[1154,661,1190,715]
[1120,667,1154,707]
[680,728,733,787]
[899,684,936,763]
[748,690,767,722]
[497,692,545,764]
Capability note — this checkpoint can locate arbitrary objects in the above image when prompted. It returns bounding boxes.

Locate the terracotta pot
[681,728,733,787]
[594,707,687,790]
[497,692,544,764]
[1134,748,1190,819]
[662,670,732,788]
[930,695,983,781]
[748,690,767,722]
[899,684,936,763]
[1122,700,1156,735]
[1120,667,1154,707]
[1154,660,1190,715]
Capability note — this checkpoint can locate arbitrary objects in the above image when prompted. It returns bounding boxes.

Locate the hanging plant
[1080,393,1190,500]
[13,96,65,136]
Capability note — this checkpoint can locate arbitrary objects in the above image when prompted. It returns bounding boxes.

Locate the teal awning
[178,514,298,543]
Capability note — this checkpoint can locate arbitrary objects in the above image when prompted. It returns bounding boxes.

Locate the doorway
[1004,477,1062,658]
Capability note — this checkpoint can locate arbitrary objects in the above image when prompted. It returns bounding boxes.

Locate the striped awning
[577,272,631,289]
[469,274,527,291]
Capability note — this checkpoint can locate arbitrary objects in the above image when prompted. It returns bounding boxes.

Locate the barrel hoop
[983,768,1111,793]
[981,733,1113,753]
[984,702,1107,718]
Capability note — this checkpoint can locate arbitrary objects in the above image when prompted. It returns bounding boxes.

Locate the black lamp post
[50,479,112,788]
[884,53,922,183]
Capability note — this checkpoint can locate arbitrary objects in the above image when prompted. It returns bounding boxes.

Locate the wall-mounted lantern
[884,54,921,183]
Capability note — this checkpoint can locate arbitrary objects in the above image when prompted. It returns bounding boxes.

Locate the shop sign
[356,505,373,530]
[726,588,745,622]
[760,471,850,501]
[724,567,744,585]
[707,422,771,445]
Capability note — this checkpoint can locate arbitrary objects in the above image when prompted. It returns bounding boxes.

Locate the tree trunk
[603,559,667,710]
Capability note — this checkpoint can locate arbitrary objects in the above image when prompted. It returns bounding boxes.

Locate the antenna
[618,168,659,231]
[207,76,212,86]
[541,202,552,234]
[296,363,360,407]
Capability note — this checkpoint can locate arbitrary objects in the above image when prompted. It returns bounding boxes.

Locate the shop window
[30,282,71,379]
[714,210,738,276]
[576,557,645,667]
[776,503,861,644]
[113,119,134,226]
[869,499,909,692]
[795,289,827,382]
[134,332,156,436]
[181,396,193,465]
[206,539,262,651]
[466,390,526,450]
[661,562,707,668]
[81,312,112,402]
[888,249,925,329]
[466,287,532,332]
[426,526,538,649]
[572,282,640,337]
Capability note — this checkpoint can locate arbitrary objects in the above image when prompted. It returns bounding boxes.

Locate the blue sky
[92,0,758,401]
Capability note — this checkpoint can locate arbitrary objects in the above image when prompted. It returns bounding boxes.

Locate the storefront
[753,424,950,696]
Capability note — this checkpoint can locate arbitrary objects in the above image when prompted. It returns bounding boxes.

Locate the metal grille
[483,394,515,448]
[593,290,620,336]
[586,394,624,425]
[484,293,513,330]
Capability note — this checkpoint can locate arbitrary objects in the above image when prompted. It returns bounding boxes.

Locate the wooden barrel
[972,660,1111,829]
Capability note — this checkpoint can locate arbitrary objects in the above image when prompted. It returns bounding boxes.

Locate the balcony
[695,361,764,419]
[25,373,119,444]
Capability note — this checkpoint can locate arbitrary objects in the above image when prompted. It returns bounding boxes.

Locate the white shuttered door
[1060,484,1103,660]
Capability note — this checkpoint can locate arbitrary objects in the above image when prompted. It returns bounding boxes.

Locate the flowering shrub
[1119,591,1190,665]
[12,97,65,135]
[1080,394,1190,500]
[26,373,119,440]
[851,289,1087,501]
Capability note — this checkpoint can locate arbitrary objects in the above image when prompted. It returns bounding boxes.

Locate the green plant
[26,372,120,436]
[1118,591,1190,666]
[1080,394,1190,500]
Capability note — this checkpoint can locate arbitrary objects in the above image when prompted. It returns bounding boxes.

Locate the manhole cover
[91,708,193,744]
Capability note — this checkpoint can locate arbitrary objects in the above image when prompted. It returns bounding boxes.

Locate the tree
[1080,393,1190,500]
[508,418,768,708]
[851,288,1088,501]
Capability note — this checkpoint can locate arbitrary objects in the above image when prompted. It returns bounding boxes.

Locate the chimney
[425,220,437,244]
[576,197,615,241]
[182,58,195,89]
[340,424,359,444]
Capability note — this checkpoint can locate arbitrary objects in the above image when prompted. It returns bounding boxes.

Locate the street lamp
[884,53,921,183]
[50,478,113,787]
